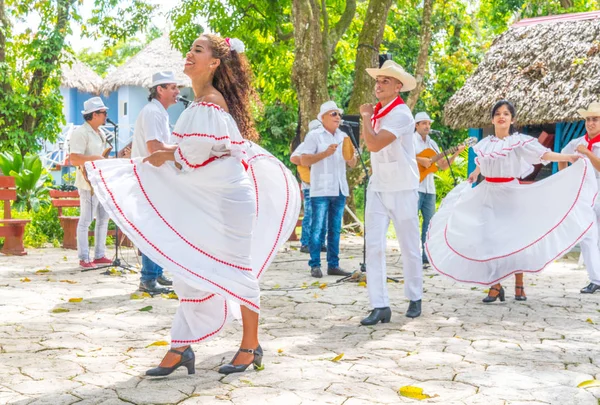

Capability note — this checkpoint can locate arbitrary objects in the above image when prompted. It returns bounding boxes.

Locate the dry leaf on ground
[146,340,168,348]
[578,379,600,388]
[399,386,431,400]
[331,353,344,362]
[52,308,70,313]
[68,298,83,303]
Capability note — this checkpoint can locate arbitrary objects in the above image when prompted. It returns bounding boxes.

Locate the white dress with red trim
[425,133,598,285]
[84,102,301,344]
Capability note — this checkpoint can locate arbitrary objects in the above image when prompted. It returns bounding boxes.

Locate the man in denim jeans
[131,71,180,293]
[291,120,327,254]
[295,101,357,278]
[68,97,112,269]
[413,112,463,265]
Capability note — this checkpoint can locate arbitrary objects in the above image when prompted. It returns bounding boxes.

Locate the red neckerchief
[371,96,405,127]
[584,133,600,151]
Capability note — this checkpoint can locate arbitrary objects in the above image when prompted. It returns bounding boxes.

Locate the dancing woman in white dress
[84,34,300,376]
[425,100,598,302]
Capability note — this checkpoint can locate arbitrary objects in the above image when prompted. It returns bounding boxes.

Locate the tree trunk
[0,0,12,94]
[291,0,356,140]
[21,0,75,137]
[559,0,573,8]
[346,0,393,114]
[406,0,434,111]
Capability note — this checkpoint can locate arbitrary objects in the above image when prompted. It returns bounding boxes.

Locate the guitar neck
[431,144,462,164]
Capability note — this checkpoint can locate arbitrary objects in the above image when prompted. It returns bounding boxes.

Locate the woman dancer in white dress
[425,100,598,302]
[84,34,300,376]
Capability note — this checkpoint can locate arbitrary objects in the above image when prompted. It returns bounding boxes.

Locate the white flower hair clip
[225,37,245,53]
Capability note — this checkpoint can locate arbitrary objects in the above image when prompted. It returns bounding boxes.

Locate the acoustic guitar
[417,137,477,183]
[296,137,355,184]
[80,146,113,195]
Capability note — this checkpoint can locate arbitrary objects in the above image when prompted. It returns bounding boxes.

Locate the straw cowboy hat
[366,60,417,92]
[578,102,600,118]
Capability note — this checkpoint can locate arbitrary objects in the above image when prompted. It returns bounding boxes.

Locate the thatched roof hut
[100,35,191,94]
[61,59,102,94]
[444,11,600,130]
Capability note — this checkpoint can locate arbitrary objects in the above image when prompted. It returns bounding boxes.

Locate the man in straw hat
[358,60,423,324]
[68,97,112,269]
[294,101,357,278]
[559,101,600,294]
[413,111,464,265]
[131,71,181,294]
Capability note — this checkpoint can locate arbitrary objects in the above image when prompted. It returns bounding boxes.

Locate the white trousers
[170,275,233,348]
[579,204,600,285]
[77,188,109,261]
[366,188,423,307]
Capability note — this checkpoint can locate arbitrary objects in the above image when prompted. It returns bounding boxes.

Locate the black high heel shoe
[482,285,505,303]
[515,285,527,301]
[146,346,195,377]
[218,345,263,375]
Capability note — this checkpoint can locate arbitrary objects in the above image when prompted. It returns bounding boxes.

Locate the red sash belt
[486,177,515,183]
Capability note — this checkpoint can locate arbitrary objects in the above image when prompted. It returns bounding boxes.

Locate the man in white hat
[358,60,423,324]
[68,97,112,269]
[294,101,357,278]
[559,101,600,294]
[413,111,464,265]
[290,119,327,254]
[131,71,181,293]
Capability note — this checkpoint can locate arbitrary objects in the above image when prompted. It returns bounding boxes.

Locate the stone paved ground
[1,235,600,405]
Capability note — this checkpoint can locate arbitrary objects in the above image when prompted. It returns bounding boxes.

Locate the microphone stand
[336,123,399,283]
[82,119,135,274]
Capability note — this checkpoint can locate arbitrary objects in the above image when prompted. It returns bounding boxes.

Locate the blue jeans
[140,253,164,282]
[300,188,327,247]
[309,192,346,268]
[418,192,436,261]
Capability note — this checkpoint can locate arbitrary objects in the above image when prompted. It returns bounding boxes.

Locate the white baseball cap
[151,71,179,87]
[317,101,343,122]
[81,97,108,115]
[415,112,433,124]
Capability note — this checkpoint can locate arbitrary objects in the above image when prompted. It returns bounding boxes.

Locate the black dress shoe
[360,307,392,325]
[156,275,173,286]
[581,282,600,294]
[406,300,421,318]
[321,245,327,252]
[146,346,195,376]
[300,245,310,253]
[218,345,263,375]
[310,266,323,278]
[327,267,351,276]
[139,279,171,294]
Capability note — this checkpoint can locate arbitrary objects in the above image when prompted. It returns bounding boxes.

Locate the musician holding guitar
[413,112,464,265]
[68,97,113,269]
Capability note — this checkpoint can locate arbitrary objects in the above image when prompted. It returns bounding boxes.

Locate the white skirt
[85,143,300,331]
[425,159,598,285]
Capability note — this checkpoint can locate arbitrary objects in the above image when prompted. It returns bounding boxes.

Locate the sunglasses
[328,111,341,117]
[95,110,108,115]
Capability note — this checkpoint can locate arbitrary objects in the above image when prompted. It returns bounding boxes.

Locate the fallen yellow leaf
[130,293,142,300]
[20,277,31,282]
[358,281,366,287]
[63,256,68,261]
[146,340,169,348]
[586,318,594,324]
[331,353,344,362]
[60,280,77,284]
[277,348,284,354]
[319,283,327,289]
[399,386,431,400]
[313,293,319,298]
[68,298,83,303]
[300,283,308,289]
[578,379,600,388]
[52,308,70,313]
[35,269,50,274]
[141,292,152,298]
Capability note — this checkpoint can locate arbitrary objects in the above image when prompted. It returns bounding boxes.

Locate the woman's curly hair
[203,34,259,142]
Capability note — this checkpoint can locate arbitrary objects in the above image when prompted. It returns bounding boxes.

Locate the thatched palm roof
[444,11,600,129]
[61,59,102,94]
[100,35,191,94]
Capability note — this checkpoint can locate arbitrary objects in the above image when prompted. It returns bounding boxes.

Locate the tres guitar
[417,137,477,182]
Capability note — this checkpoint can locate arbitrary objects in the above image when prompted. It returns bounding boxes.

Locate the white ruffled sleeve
[172,102,248,172]
[515,135,551,166]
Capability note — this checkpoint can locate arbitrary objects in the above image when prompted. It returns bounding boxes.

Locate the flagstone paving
[0,236,599,405]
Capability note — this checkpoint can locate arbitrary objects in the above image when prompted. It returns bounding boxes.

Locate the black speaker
[379,53,392,68]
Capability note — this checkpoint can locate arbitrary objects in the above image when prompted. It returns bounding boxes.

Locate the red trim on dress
[172,132,246,145]
[426,223,593,285]
[189,101,225,112]
[442,162,589,262]
[177,148,228,169]
[180,294,216,304]
[172,301,228,344]
[486,177,516,183]
[250,165,259,217]
[131,163,252,271]
[91,162,259,310]
[474,138,536,159]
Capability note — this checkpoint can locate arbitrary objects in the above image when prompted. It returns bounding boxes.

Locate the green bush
[18,206,62,248]
[0,147,51,212]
